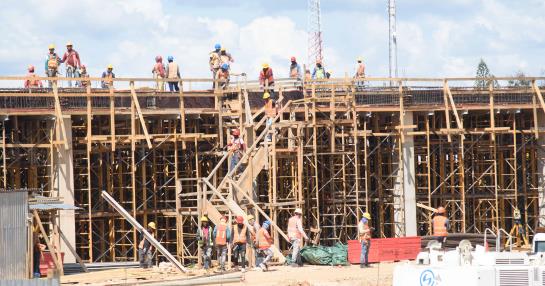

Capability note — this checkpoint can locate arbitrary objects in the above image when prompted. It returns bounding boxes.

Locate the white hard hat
[295,208,303,214]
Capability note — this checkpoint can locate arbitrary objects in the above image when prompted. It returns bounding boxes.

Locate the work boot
[290,263,300,267]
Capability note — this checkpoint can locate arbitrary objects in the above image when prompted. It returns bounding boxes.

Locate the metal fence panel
[0,279,60,286]
[0,191,29,279]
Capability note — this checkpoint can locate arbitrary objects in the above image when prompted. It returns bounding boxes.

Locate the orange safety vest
[215,224,227,245]
[287,216,302,240]
[233,224,247,244]
[47,54,58,69]
[433,215,448,237]
[257,228,272,249]
[26,73,41,87]
[358,221,371,242]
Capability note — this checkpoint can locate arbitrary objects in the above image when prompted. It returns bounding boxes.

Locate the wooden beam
[443,81,452,142]
[533,92,539,138]
[444,80,465,140]
[59,229,88,272]
[109,86,116,151]
[533,81,545,115]
[52,82,69,149]
[129,81,152,149]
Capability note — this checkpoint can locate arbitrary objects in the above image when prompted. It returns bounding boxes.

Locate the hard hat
[66,41,73,46]
[107,64,113,69]
[148,222,156,230]
[236,216,244,224]
[220,47,226,52]
[263,92,270,99]
[200,216,209,222]
[221,63,229,70]
[262,63,269,69]
[357,57,363,62]
[155,55,162,62]
[81,64,86,69]
[247,215,255,221]
[232,129,240,136]
[362,212,371,220]
[294,208,302,214]
[167,56,174,62]
[214,43,221,50]
[436,207,446,214]
[48,44,55,50]
[263,220,271,227]
[290,56,296,62]
[220,216,227,222]
[28,65,35,72]
[316,59,322,64]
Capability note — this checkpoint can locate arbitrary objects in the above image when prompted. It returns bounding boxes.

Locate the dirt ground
[60,262,398,286]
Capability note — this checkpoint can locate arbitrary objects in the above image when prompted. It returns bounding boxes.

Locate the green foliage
[508,71,531,87]
[475,59,499,88]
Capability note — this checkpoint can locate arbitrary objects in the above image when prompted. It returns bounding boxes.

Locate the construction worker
[354,57,366,78]
[263,92,277,142]
[256,220,273,271]
[152,55,166,92]
[77,65,90,88]
[259,63,275,100]
[101,65,115,89]
[312,59,326,80]
[44,44,61,88]
[216,63,230,90]
[288,208,308,267]
[304,69,311,82]
[213,216,231,272]
[209,43,221,88]
[24,65,43,89]
[247,215,260,268]
[197,216,213,270]
[138,222,156,269]
[432,206,449,245]
[358,213,372,268]
[61,42,81,87]
[289,57,301,79]
[232,216,251,272]
[227,128,245,175]
[219,47,234,67]
[166,56,180,92]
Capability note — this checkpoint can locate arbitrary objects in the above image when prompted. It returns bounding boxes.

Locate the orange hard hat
[236,216,244,224]
[290,56,296,62]
[436,207,446,214]
[232,129,240,136]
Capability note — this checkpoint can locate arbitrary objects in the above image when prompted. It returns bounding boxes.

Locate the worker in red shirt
[61,42,81,87]
[152,55,166,92]
[259,63,275,100]
[24,65,43,89]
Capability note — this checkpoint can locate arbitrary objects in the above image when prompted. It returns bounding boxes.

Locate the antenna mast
[308,0,323,66]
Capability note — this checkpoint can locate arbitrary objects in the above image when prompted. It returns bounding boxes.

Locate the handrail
[483,228,497,251]
[498,228,513,252]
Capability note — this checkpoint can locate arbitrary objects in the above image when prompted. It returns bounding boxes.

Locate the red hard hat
[232,129,240,136]
[155,55,162,62]
[291,56,296,62]
[28,65,34,72]
[236,216,244,224]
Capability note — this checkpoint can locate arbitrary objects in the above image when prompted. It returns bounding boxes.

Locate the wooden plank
[444,81,465,140]
[129,81,152,149]
[533,81,545,115]
[52,82,69,149]
[109,86,116,151]
[59,229,88,272]
[533,92,539,138]
[443,81,452,142]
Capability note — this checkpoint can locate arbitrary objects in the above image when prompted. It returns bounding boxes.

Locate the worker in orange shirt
[259,63,275,100]
[213,216,231,272]
[231,216,251,272]
[432,206,449,245]
[24,65,43,89]
[256,220,273,271]
[287,208,308,267]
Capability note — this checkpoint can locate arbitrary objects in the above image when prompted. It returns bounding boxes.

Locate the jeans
[139,248,152,268]
[66,66,79,87]
[233,243,246,269]
[291,239,302,265]
[216,245,228,270]
[360,240,370,266]
[260,247,273,267]
[202,245,212,269]
[33,249,41,278]
[230,153,242,175]
[168,82,179,92]
[266,117,274,142]
[47,69,57,88]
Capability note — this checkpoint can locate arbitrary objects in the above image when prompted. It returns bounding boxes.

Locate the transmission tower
[308,0,323,66]
[388,0,398,79]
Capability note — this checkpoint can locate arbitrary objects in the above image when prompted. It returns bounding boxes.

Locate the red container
[348,237,421,264]
[39,252,65,276]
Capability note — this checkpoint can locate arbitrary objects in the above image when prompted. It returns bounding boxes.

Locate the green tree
[507,71,531,87]
[475,59,499,88]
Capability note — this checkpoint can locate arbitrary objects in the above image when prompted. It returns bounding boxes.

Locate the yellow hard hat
[48,44,55,50]
[148,222,156,230]
[263,92,270,99]
[107,64,113,69]
[66,41,73,46]
[200,216,209,222]
[220,47,226,52]
[247,215,254,221]
[363,212,371,220]
[262,63,269,69]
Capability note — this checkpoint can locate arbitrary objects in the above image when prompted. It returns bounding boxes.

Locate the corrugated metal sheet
[0,191,29,279]
[29,203,79,211]
[0,279,59,286]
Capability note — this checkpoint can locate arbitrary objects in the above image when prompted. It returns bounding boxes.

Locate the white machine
[393,233,545,286]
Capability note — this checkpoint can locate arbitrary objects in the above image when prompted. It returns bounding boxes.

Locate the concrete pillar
[537,113,545,227]
[55,115,76,263]
[402,111,417,236]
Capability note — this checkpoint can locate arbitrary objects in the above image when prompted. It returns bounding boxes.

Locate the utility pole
[388,0,398,82]
[308,0,323,67]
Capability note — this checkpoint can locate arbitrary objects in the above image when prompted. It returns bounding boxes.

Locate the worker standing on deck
[259,63,275,100]
[256,220,273,271]
[232,216,251,272]
[166,56,180,92]
[213,216,231,272]
[354,57,366,88]
[312,59,326,80]
[209,43,222,88]
[101,65,115,89]
[138,222,156,269]
[263,92,277,142]
[304,69,311,82]
[44,44,61,88]
[227,128,245,175]
[289,57,302,79]
[77,65,90,88]
[432,206,449,245]
[219,48,234,67]
[60,42,81,87]
[216,63,230,90]
[288,208,308,267]
[152,56,166,92]
[247,215,260,268]
[358,213,372,268]
[25,65,43,89]
[197,216,213,270]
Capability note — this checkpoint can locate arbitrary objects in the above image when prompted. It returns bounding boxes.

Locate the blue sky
[0,0,543,81]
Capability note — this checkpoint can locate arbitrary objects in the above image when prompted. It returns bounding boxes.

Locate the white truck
[393,233,545,286]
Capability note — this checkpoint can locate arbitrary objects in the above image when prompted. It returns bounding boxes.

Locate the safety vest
[26,73,41,87]
[215,224,227,246]
[198,226,213,246]
[257,228,272,249]
[358,221,371,241]
[220,54,231,65]
[289,65,299,78]
[47,54,58,69]
[209,52,220,69]
[167,62,179,79]
[356,63,365,77]
[315,67,325,79]
[287,216,302,240]
[217,69,229,80]
[233,224,247,244]
[433,215,448,237]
